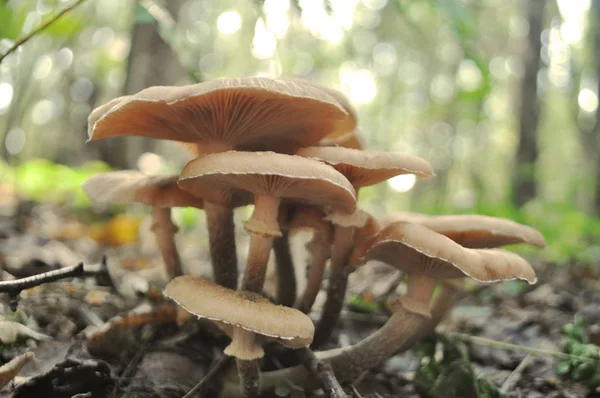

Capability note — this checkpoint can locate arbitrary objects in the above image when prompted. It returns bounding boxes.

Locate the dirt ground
[0,200,598,398]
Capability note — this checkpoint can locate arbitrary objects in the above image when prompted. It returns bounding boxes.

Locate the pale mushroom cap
[318,131,364,150]
[82,170,204,208]
[88,77,354,154]
[164,276,314,346]
[383,213,546,248]
[178,151,357,214]
[288,205,333,242]
[296,146,434,188]
[364,222,537,284]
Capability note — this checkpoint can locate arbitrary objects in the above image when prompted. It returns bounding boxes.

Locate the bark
[512,0,546,207]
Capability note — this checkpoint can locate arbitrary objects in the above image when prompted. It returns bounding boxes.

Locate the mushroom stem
[312,226,355,347]
[242,195,282,293]
[398,273,436,318]
[224,326,264,360]
[295,347,348,398]
[296,239,329,313]
[219,306,428,397]
[205,201,239,289]
[150,207,183,279]
[273,232,297,306]
[236,359,260,398]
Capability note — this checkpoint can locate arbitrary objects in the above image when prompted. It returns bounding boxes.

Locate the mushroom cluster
[82,77,545,397]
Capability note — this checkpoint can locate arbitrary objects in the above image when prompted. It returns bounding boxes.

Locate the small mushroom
[288,206,334,313]
[164,276,314,396]
[296,146,433,346]
[178,151,356,294]
[82,171,204,279]
[320,221,537,381]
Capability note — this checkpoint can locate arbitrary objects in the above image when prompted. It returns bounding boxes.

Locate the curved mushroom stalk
[312,225,355,347]
[273,232,296,307]
[296,238,330,313]
[150,207,183,279]
[205,201,238,289]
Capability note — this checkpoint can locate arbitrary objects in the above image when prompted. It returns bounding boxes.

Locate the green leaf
[134,3,154,24]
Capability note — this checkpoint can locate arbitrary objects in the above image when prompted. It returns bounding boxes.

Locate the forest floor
[0,198,598,398]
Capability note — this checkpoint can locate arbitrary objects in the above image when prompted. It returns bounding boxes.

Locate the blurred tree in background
[0,0,599,263]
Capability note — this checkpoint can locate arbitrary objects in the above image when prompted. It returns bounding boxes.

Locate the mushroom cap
[178,151,356,214]
[88,77,354,155]
[288,205,333,243]
[296,146,434,188]
[163,276,314,347]
[318,130,364,150]
[82,170,204,208]
[364,222,537,284]
[383,213,546,248]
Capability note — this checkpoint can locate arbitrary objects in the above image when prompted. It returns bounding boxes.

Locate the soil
[0,200,597,398]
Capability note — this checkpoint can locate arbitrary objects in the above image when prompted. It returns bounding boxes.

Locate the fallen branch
[295,347,347,398]
[0,0,87,64]
[183,354,230,398]
[0,258,109,310]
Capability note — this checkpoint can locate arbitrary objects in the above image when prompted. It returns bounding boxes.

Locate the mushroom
[296,146,433,346]
[381,212,546,340]
[218,221,539,396]
[87,77,355,292]
[318,130,364,150]
[383,212,546,248]
[288,205,334,313]
[82,170,205,279]
[178,151,356,294]
[164,275,314,397]
[271,205,297,307]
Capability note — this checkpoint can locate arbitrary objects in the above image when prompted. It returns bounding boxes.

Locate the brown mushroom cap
[88,77,354,155]
[383,213,546,248]
[163,276,314,347]
[178,151,356,214]
[296,146,434,188]
[318,130,364,150]
[82,170,204,208]
[288,205,333,242]
[364,222,537,284]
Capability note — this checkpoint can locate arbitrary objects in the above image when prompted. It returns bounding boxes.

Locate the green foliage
[415,334,505,398]
[13,159,112,208]
[274,380,306,398]
[557,318,600,390]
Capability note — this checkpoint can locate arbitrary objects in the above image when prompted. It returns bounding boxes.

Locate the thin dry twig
[0,258,108,310]
[501,353,532,393]
[182,354,231,398]
[445,332,600,363]
[295,347,348,398]
[0,0,87,64]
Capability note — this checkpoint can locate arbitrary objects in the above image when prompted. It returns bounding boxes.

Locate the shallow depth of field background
[0,0,598,265]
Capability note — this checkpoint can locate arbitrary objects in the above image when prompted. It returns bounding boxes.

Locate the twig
[501,353,532,393]
[137,0,201,83]
[0,0,87,64]
[0,259,108,310]
[182,354,231,398]
[445,332,600,363]
[295,347,348,398]
[349,384,363,398]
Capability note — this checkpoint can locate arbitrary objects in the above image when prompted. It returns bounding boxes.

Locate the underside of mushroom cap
[365,222,537,284]
[384,212,546,248]
[318,130,364,150]
[87,77,354,155]
[164,276,315,346]
[178,151,357,214]
[296,146,434,188]
[82,170,204,208]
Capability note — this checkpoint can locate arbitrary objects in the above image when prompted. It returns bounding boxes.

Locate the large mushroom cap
[178,151,357,214]
[365,222,537,284]
[296,146,434,188]
[384,213,546,248]
[82,170,204,208]
[88,77,354,155]
[318,130,364,150]
[163,276,314,347]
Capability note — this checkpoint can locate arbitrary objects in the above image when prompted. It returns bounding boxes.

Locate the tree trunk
[512,0,546,208]
[95,0,187,169]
